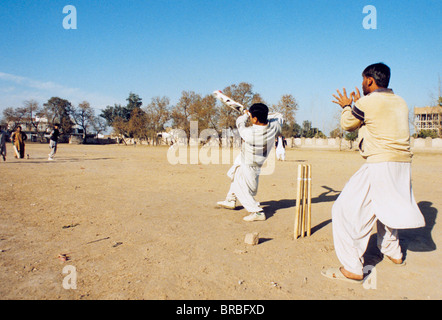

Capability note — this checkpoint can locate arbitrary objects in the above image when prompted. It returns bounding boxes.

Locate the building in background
[414,106,442,137]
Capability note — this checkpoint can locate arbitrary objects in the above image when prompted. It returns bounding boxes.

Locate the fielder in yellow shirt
[322,63,425,283]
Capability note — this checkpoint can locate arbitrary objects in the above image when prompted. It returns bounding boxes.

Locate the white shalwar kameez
[332,89,425,276]
[275,136,285,161]
[225,112,283,213]
[332,162,425,276]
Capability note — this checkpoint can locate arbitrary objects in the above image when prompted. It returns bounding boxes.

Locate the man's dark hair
[362,63,391,88]
[249,103,269,124]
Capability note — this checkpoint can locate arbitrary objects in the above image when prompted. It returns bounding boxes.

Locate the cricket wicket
[294,164,312,239]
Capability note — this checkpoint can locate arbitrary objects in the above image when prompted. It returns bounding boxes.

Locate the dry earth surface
[0,143,440,300]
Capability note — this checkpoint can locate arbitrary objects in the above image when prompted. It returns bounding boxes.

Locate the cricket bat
[213,90,245,114]
[13,145,20,158]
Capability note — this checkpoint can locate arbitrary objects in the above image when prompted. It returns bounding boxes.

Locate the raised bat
[212,90,245,114]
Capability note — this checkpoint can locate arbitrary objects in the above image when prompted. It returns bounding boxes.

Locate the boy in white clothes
[323,63,425,283]
[217,103,283,222]
[275,135,286,161]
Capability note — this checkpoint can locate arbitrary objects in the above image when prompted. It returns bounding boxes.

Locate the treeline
[100,82,326,141]
[1,82,329,143]
[1,97,106,143]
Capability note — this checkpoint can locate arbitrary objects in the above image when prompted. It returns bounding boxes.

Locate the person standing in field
[0,125,8,161]
[217,103,283,222]
[48,124,61,161]
[275,135,287,161]
[322,63,425,283]
[11,126,27,159]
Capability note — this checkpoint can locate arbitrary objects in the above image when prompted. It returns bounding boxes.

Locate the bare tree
[112,116,130,138]
[1,102,46,141]
[71,101,95,143]
[91,117,107,137]
[145,96,171,144]
[43,97,73,134]
[189,94,219,132]
[271,94,298,125]
[170,91,201,142]
[2,107,25,130]
[22,100,46,141]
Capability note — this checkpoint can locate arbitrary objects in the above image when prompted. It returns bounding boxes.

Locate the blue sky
[0,0,441,134]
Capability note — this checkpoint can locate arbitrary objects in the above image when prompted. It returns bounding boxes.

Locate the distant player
[48,124,61,161]
[11,126,27,159]
[0,125,8,161]
[275,135,287,161]
[217,103,283,222]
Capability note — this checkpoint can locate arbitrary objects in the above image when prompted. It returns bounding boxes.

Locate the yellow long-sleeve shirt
[341,89,412,163]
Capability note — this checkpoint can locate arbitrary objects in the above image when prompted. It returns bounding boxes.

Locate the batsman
[322,63,425,283]
[216,100,283,222]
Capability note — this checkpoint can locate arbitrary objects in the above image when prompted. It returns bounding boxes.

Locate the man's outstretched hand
[332,87,361,108]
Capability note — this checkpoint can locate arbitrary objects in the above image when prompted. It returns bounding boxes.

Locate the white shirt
[236,112,283,167]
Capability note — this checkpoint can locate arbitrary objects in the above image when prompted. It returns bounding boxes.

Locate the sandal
[321,267,363,284]
[385,255,406,266]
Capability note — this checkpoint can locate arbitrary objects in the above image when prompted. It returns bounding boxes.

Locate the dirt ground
[0,143,440,300]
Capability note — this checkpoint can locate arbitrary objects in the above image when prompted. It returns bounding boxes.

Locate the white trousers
[276,147,285,160]
[332,162,424,276]
[226,156,263,213]
[49,140,57,158]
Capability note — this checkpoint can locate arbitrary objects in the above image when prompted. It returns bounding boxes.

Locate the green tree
[301,120,326,138]
[100,92,144,138]
[301,120,312,137]
[290,122,302,137]
[345,130,359,141]
[417,129,438,138]
[100,104,128,126]
[126,92,143,113]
